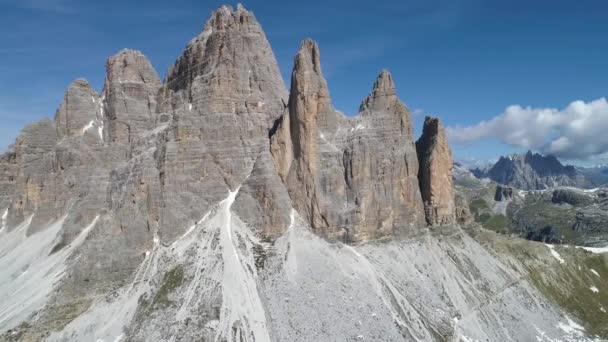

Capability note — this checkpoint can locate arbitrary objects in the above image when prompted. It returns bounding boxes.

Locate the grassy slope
[469,227,608,339]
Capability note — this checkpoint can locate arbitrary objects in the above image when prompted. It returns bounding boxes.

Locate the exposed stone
[0,5,601,342]
[153,4,288,243]
[474,151,591,190]
[54,79,101,138]
[455,193,474,225]
[272,40,424,241]
[416,116,455,226]
[494,185,514,202]
[551,189,593,206]
[103,49,161,144]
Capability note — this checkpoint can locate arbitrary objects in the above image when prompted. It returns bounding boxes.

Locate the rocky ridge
[472,151,591,190]
[0,5,604,342]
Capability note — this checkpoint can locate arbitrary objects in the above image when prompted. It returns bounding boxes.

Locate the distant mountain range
[469,151,599,190]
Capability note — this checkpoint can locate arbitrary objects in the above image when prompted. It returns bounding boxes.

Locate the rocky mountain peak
[105,49,160,87]
[295,38,323,75]
[416,116,456,225]
[478,150,589,190]
[205,4,258,33]
[162,3,286,121]
[359,69,414,140]
[270,39,425,241]
[371,69,396,94]
[54,78,100,138]
[102,49,160,144]
[359,70,396,111]
[287,39,332,160]
[2,6,600,342]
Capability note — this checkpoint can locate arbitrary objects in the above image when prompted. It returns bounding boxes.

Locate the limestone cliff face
[54,79,101,138]
[271,40,425,242]
[416,116,456,226]
[1,5,587,342]
[152,4,290,242]
[103,49,161,144]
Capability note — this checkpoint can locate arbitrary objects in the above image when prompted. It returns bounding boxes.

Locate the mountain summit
[472,151,591,190]
[0,5,605,342]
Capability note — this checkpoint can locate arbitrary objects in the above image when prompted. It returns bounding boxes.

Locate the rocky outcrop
[103,49,161,144]
[454,193,474,225]
[494,185,514,202]
[1,5,603,342]
[54,79,101,139]
[474,151,591,190]
[551,189,593,206]
[154,4,289,242]
[0,149,17,212]
[416,116,455,226]
[271,40,424,241]
[162,4,287,119]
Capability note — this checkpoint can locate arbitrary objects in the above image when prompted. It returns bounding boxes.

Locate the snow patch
[1,209,7,232]
[82,120,95,134]
[350,123,365,132]
[590,286,599,293]
[545,244,565,264]
[188,103,192,111]
[581,246,608,254]
[557,316,585,337]
[590,269,600,277]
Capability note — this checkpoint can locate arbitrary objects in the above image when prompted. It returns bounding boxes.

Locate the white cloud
[447,98,608,160]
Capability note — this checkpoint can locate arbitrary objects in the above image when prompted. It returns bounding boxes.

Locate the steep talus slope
[0,4,605,342]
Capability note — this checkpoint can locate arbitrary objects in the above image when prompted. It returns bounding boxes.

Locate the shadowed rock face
[271,39,425,242]
[495,185,514,202]
[416,116,456,226]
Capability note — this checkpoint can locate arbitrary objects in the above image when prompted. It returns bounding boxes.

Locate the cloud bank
[447,98,608,160]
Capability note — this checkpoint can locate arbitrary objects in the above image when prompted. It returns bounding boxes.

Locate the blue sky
[1,0,607,164]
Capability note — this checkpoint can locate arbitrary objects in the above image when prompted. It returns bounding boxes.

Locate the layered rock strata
[416,116,456,225]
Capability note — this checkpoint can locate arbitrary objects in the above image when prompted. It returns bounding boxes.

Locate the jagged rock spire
[271,40,425,241]
[416,116,456,226]
[288,39,331,162]
[102,49,160,144]
[360,69,414,136]
[55,79,100,138]
[162,4,287,120]
[359,69,396,111]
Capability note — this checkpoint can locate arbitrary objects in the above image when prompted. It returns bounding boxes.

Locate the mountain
[471,151,591,190]
[1,5,607,342]
[578,165,608,187]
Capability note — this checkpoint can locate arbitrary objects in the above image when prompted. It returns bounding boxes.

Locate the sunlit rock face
[271,40,425,242]
[0,4,601,342]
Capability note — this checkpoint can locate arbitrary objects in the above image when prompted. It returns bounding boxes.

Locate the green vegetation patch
[151,265,185,309]
[483,215,510,234]
[480,231,608,339]
[528,250,608,338]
